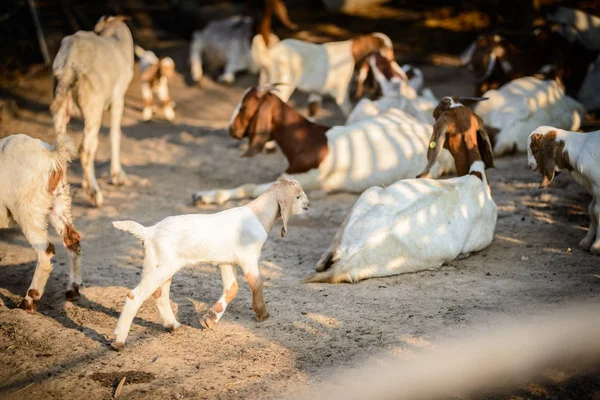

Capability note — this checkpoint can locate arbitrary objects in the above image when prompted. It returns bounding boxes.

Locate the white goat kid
[306,96,497,283]
[347,51,437,125]
[111,177,309,350]
[474,69,585,156]
[192,86,456,206]
[0,131,82,310]
[51,16,134,207]
[527,126,600,254]
[135,45,176,122]
[259,33,395,116]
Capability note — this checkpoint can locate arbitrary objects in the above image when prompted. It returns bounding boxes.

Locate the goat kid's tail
[113,220,149,241]
[50,37,76,116]
[50,131,76,171]
[134,45,146,59]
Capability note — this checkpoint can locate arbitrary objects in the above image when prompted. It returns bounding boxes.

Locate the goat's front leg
[200,264,239,329]
[17,213,53,312]
[80,119,103,207]
[156,76,175,122]
[240,261,269,322]
[49,180,82,300]
[218,43,246,84]
[112,267,175,351]
[141,81,154,122]
[192,182,274,205]
[588,199,600,255]
[580,199,597,251]
[109,98,127,186]
[154,278,181,331]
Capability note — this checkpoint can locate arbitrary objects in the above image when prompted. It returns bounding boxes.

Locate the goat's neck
[110,25,134,66]
[558,129,586,162]
[247,191,279,233]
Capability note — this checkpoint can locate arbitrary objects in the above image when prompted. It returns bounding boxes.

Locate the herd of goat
[0,2,599,352]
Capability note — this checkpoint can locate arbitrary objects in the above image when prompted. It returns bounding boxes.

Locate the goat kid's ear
[417,119,448,178]
[539,171,555,189]
[475,116,495,169]
[277,195,293,238]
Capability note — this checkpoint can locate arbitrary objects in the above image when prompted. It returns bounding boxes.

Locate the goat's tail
[113,220,149,241]
[50,37,76,116]
[134,44,146,59]
[50,131,76,171]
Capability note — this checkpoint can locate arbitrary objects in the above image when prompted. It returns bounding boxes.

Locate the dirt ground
[1,19,600,400]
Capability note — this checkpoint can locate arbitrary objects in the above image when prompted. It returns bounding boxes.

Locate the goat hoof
[255,311,270,322]
[200,314,217,330]
[590,243,600,256]
[65,284,80,301]
[111,171,129,186]
[579,237,593,251]
[19,299,36,313]
[217,73,235,85]
[167,322,182,334]
[111,341,125,352]
[90,190,104,208]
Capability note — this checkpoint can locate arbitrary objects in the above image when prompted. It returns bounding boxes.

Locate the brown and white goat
[258,33,395,117]
[527,126,600,254]
[135,45,176,122]
[193,86,455,205]
[306,96,496,283]
[0,131,82,310]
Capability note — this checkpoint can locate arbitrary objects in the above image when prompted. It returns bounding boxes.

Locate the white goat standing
[189,0,296,85]
[258,33,395,116]
[0,131,82,310]
[51,15,134,207]
[347,51,438,125]
[474,70,585,156]
[192,86,455,206]
[306,96,497,283]
[110,177,309,351]
[527,126,600,254]
[135,45,176,122]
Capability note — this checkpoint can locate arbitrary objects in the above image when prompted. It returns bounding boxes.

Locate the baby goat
[258,33,395,116]
[0,131,82,310]
[192,85,455,206]
[307,96,496,283]
[51,16,134,207]
[135,45,176,122]
[111,177,309,350]
[527,126,600,254]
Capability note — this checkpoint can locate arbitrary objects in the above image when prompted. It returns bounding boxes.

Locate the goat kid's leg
[580,199,598,251]
[18,214,53,312]
[156,77,175,122]
[141,82,154,122]
[154,278,181,332]
[200,264,238,329]
[218,42,246,84]
[109,98,128,186]
[80,120,103,207]
[112,267,175,351]
[49,181,82,300]
[240,261,269,322]
[189,32,204,85]
[193,182,273,205]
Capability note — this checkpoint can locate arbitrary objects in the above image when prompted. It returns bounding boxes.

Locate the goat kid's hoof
[192,192,215,206]
[200,314,217,330]
[111,341,125,352]
[111,170,130,187]
[90,190,104,208]
[65,284,81,302]
[255,311,270,322]
[19,299,36,313]
[589,242,600,256]
[579,237,593,251]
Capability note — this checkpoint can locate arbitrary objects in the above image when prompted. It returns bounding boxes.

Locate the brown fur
[225,281,239,303]
[529,130,572,188]
[63,224,81,254]
[230,88,330,174]
[153,286,162,298]
[65,283,80,301]
[245,273,269,321]
[127,291,135,300]
[19,299,35,312]
[48,169,63,193]
[46,243,56,256]
[351,34,394,64]
[28,289,41,300]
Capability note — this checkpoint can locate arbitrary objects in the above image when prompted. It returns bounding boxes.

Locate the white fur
[310,159,497,283]
[0,132,82,307]
[475,76,585,156]
[111,179,308,349]
[189,16,278,84]
[527,126,600,254]
[194,107,455,205]
[51,17,134,207]
[346,58,437,125]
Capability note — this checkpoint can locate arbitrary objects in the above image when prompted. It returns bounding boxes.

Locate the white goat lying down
[111,177,309,350]
[192,85,456,206]
[258,33,395,116]
[135,45,176,122]
[527,126,600,255]
[347,51,438,125]
[0,131,82,310]
[51,15,134,207]
[306,96,497,283]
[189,0,296,85]
[474,68,585,156]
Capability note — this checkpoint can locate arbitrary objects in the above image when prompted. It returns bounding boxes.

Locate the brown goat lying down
[193,85,456,205]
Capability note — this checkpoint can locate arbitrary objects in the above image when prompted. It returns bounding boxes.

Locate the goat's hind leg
[155,278,181,332]
[80,118,104,207]
[109,98,128,186]
[580,199,598,251]
[588,199,600,255]
[49,180,82,301]
[200,264,238,329]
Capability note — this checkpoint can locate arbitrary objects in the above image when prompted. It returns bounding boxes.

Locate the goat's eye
[296,196,300,199]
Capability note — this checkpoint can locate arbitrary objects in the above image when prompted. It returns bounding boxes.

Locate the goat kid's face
[527,130,570,188]
[273,178,309,238]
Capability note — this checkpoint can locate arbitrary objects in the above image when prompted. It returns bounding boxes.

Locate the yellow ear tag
[429,141,436,149]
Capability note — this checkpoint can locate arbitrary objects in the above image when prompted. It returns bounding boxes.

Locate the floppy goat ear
[354,55,372,100]
[458,97,488,107]
[276,187,294,238]
[475,115,495,169]
[242,95,275,157]
[538,140,558,189]
[417,119,448,178]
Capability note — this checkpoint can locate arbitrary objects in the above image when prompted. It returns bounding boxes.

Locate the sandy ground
[0,44,599,399]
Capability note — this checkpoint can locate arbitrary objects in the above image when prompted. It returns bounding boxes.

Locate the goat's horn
[459,41,477,66]
[475,52,496,83]
[458,96,488,103]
